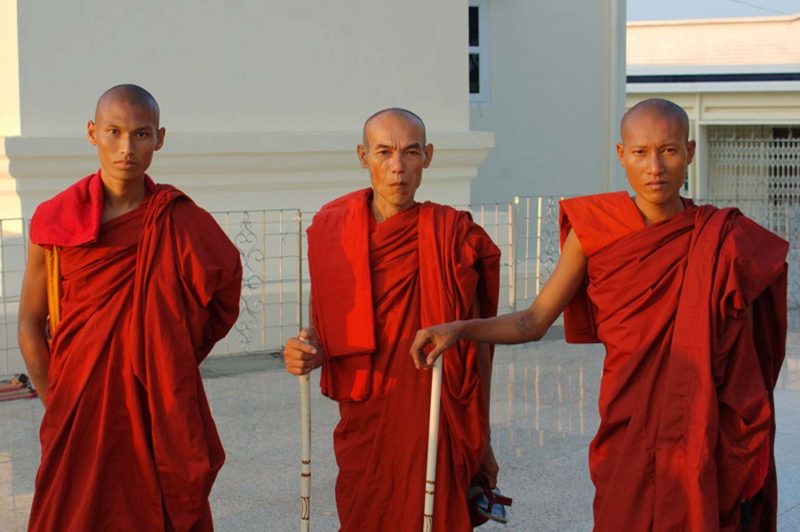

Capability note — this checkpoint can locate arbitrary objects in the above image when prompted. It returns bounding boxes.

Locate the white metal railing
[1,197,798,374]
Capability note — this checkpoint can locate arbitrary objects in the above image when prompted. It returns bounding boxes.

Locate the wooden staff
[422,356,443,532]
[299,371,311,531]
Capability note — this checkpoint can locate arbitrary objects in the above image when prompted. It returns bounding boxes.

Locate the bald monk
[18,84,242,531]
[283,108,504,530]
[411,98,789,531]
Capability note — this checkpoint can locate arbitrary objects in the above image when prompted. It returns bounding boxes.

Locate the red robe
[307,189,500,531]
[560,192,788,531]
[27,172,242,531]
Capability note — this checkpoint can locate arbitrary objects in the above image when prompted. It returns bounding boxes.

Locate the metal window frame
[469,0,490,104]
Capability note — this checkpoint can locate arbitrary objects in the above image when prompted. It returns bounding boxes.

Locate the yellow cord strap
[44,246,61,334]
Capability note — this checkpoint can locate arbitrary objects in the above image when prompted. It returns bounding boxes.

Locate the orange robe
[307,189,500,531]
[560,192,788,531]
[27,172,242,531]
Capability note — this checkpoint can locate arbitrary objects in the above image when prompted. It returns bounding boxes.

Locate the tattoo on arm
[514,312,535,339]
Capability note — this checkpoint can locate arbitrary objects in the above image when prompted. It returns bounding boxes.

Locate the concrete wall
[0,0,492,219]
[470,0,626,202]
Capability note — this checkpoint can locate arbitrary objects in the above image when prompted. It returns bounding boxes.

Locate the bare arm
[18,241,51,406]
[472,297,492,408]
[411,229,587,368]
[474,298,500,487]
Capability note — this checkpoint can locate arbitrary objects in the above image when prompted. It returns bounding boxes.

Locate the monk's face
[617,110,695,214]
[87,96,165,185]
[357,112,433,218]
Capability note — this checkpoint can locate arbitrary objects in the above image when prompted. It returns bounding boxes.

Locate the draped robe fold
[307,189,500,531]
[27,172,242,532]
[560,192,788,531]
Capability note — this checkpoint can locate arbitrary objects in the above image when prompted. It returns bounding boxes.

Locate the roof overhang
[626,64,800,93]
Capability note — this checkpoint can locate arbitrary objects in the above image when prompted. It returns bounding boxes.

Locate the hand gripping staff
[422,356,443,532]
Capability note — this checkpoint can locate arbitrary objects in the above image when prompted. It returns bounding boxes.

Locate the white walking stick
[423,356,443,532]
[299,371,311,532]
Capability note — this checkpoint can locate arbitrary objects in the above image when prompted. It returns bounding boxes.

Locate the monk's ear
[422,143,434,169]
[685,140,696,165]
[87,121,98,146]
[615,143,625,164]
[356,144,368,168]
[155,127,166,151]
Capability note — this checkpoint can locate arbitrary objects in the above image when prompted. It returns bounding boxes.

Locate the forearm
[18,324,50,406]
[457,308,547,345]
[413,229,584,369]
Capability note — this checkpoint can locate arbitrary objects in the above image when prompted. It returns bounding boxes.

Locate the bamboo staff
[422,356,443,532]
[299,370,311,531]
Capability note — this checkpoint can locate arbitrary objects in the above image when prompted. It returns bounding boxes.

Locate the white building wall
[0,1,19,137]
[14,1,471,135]
[0,0,493,219]
[470,0,626,202]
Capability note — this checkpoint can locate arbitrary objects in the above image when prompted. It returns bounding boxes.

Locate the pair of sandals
[468,485,513,525]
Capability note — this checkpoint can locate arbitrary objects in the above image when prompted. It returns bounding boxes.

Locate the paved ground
[2,328,800,531]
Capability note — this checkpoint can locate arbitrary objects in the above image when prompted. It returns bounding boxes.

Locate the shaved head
[362,108,426,146]
[620,98,690,142]
[95,84,160,125]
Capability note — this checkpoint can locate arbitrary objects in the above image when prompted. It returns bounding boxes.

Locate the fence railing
[1,196,798,374]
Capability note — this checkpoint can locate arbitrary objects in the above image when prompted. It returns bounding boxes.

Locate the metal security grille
[769,135,800,201]
[708,125,800,202]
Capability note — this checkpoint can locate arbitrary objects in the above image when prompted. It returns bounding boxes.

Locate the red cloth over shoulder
[558,192,644,343]
[307,188,376,401]
[307,191,501,404]
[30,170,157,247]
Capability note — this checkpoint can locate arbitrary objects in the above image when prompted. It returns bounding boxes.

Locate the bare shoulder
[563,228,586,257]
[23,241,47,280]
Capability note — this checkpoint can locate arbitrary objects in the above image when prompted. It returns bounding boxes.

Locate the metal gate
[708,125,800,202]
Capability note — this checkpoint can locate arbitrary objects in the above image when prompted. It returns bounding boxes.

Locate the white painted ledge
[0,130,495,218]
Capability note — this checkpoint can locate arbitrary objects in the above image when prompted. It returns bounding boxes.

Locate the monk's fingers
[285,350,319,364]
[298,328,315,343]
[410,330,434,370]
[285,337,318,356]
[425,345,447,368]
[284,351,318,375]
[409,347,428,370]
[285,364,312,376]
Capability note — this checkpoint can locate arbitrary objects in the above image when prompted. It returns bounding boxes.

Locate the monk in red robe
[18,85,242,531]
[411,98,789,531]
[283,108,502,531]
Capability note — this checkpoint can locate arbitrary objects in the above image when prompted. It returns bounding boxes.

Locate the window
[469,1,489,103]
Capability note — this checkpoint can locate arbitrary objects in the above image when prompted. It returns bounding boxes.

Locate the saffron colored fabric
[28,172,242,531]
[560,192,788,531]
[307,188,500,531]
